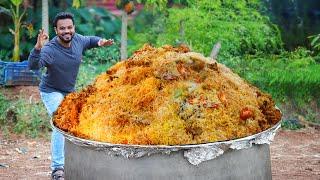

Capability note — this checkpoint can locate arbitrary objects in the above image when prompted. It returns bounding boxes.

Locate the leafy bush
[129,0,283,58]
[227,48,320,108]
[127,10,162,55]
[83,44,121,65]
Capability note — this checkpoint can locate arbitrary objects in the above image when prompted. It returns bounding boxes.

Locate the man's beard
[58,33,74,43]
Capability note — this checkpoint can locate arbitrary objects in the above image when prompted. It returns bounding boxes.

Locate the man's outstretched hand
[35,29,49,50]
[98,38,114,47]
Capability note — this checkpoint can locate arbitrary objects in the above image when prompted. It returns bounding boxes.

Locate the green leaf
[77,24,95,35]
[0,0,10,6]
[77,8,92,22]
[72,0,81,9]
[314,44,320,49]
[0,6,12,16]
[10,0,22,7]
[137,0,168,11]
[310,35,320,46]
[91,7,110,18]
[100,21,116,34]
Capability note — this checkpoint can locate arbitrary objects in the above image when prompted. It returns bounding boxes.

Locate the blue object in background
[0,61,6,85]
[0,60,41,86]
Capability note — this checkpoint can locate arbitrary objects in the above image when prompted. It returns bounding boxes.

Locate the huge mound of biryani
[53,44,281,145]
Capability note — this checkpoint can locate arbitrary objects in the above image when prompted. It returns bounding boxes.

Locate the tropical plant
[0,0,29,61]
[309,34,320,49]
[68,7,121,38]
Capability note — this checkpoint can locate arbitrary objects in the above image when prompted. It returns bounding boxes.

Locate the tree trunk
[210,42,221,60]
[13,17,20,62]
[12,5,20,62]
[120,10,128,60]
[42,0,49,42]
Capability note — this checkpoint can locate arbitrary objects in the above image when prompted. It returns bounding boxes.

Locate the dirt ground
[271,128,320,180]
[0,127,319,180]
[0,86,40,101]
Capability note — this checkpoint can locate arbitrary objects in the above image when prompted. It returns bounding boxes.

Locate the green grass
[0,93,51,138]
[281,119,305,130]
[13,99,50,138]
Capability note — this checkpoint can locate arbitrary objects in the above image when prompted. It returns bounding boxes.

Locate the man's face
[55,19,75,43]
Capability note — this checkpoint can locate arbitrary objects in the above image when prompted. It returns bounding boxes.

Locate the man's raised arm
[82,35,114,50]
[28,29,50,70]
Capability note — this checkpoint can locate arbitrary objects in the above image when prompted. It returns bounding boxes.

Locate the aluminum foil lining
[51,119,281,165]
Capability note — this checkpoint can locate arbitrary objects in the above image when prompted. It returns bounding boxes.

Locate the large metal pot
[51,120,281,180]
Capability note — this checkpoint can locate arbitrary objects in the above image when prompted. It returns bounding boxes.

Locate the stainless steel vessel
[51,119,281,180]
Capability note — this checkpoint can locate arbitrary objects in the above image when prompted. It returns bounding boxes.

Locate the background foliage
[129,0,283,58]
[0,1,121,60]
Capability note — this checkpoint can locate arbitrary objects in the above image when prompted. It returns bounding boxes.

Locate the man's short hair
[53,12,74,28]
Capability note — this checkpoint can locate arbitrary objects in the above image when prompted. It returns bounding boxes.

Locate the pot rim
[50,118,281,149]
